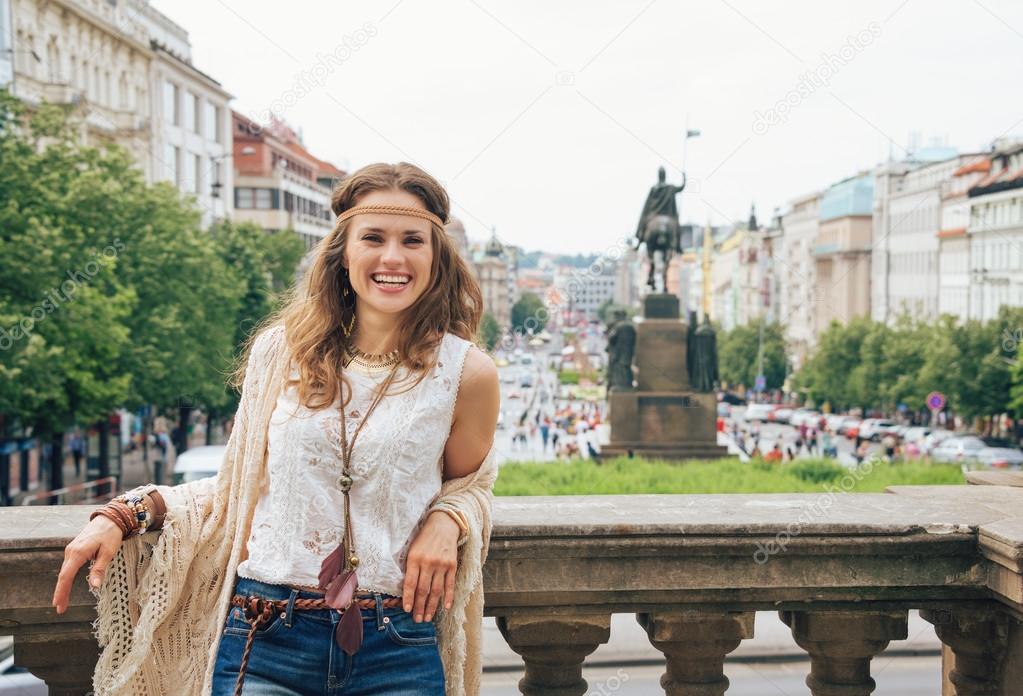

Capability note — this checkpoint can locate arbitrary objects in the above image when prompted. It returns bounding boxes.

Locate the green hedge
[494,457,964,496]
[558,370,580,385]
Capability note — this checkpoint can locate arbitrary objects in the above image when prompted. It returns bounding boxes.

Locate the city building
[938,157,990,321]
[613,246,640,309]
[780,191,821,368]
[231,112,343,249]
[141,5,232,226]
[7,0,154,175]
[966,141,1023,321]
[476,229,510,328]
[813,173,874,336]
[872,150,964,323]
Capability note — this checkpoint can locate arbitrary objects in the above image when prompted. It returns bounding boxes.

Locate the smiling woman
[56,163,501,696]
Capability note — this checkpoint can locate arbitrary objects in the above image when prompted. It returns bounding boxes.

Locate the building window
[194,154,202,195]
[255,188,273,209]
[183,91,196,132]
[204,102,220,143]
[163,143,177,184]
[183,152,197,193]
[163,80,178,125]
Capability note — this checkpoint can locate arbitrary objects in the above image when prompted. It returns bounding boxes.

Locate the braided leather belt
[228,593,403,696]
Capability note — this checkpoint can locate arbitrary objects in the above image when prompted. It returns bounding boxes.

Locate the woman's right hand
[52,515,125,614]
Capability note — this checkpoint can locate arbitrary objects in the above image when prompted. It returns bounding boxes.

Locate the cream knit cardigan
[91,325,498,695]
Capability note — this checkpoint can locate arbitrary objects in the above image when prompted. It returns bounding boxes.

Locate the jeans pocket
[222,604,286,638]
[384,613,438,647]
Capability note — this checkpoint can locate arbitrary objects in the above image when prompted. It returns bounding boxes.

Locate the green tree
[793,317,871,410]
[511,291,546,334]
[718,320,788,392]
[479,312,501,351]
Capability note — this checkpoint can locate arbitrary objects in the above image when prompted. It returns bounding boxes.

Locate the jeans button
[383,616,390,624]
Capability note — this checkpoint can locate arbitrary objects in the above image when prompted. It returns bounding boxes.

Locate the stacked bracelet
[89,486,168,540]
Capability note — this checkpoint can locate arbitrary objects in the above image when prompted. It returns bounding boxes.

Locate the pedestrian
[540,418,550,451]
[69,430,85,478]
[53,163,499,694]
[807,426,818,457]
[882,433,897,462]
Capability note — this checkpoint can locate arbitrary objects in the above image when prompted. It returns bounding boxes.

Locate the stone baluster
[496,613,611,696]
[781,609,908,696]
[10,624,98,696]
[921,608,1011,696]
[635,609,755,696]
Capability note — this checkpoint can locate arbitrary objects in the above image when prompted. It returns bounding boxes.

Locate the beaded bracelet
[117,489,152,535]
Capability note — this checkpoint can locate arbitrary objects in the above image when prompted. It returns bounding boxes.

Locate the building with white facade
[141,6,232,227]
[872,151,966,323]
[780,191,821,368]
[966,141,1023,321]
[938,157,990,321]
[8,0,154,175]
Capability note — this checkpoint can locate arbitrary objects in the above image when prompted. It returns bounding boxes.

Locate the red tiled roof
[954,158,990,176]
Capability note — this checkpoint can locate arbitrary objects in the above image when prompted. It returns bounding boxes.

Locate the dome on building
[484,228,504,257]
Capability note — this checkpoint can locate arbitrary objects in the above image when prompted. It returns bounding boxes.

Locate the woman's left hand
[402,510,461,622]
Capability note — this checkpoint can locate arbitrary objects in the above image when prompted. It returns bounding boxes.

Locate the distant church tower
[476,227,510,329]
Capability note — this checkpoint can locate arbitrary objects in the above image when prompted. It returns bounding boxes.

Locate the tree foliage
[510,291,547,334]
[717,320,788,391]
[0,90,301,450]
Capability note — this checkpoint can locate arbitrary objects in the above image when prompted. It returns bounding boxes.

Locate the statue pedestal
[604,294,728,461]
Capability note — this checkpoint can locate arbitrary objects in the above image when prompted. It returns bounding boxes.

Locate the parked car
[789,409,818,428]
[171,445,227,485]
[902,427,932,444]
[837,417,861,436]
[519,373,534,388]
[825,414,847,432]
[921,429,955,455]
[930,436,986,463]
[717,402,731,418]
[744,403,774,422]
[500,370,517,384]
[859,419,899,442]
[973,447,1023,470]
[770,407,794,424]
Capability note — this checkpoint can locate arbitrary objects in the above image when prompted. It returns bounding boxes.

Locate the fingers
[52,547,87,615]
[89,543,116,591]
[402,562,420,614]
[423,568,446,622]
[412,567,432,623]
[443,560,457,611]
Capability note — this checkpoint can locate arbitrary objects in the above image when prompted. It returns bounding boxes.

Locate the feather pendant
[335,600,364,655]
[324,569,358,610]
[318,540,346,591]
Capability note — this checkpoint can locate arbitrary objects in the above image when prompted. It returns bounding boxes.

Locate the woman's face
[343,188,434,318]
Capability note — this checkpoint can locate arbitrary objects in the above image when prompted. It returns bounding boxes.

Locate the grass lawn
[493,456,966,496]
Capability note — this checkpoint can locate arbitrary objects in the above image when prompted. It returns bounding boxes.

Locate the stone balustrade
[2,483,1021,695]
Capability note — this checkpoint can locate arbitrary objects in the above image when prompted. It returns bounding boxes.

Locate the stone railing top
[2,487,1022,623]
[491,489,1018,538]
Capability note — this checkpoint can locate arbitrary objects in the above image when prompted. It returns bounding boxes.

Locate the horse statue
[635,167,686,292]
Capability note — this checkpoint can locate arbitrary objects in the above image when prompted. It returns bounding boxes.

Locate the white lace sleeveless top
[236,333,474,596]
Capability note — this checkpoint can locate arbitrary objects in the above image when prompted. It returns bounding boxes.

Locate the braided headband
[336,204,445,228]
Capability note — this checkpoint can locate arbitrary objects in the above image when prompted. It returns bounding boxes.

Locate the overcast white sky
[152,0,1023,254]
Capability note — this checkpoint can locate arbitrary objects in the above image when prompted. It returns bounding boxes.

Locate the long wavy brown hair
[232,162,483,409]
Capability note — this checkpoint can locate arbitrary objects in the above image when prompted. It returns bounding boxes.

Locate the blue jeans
[211,576,445,695]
